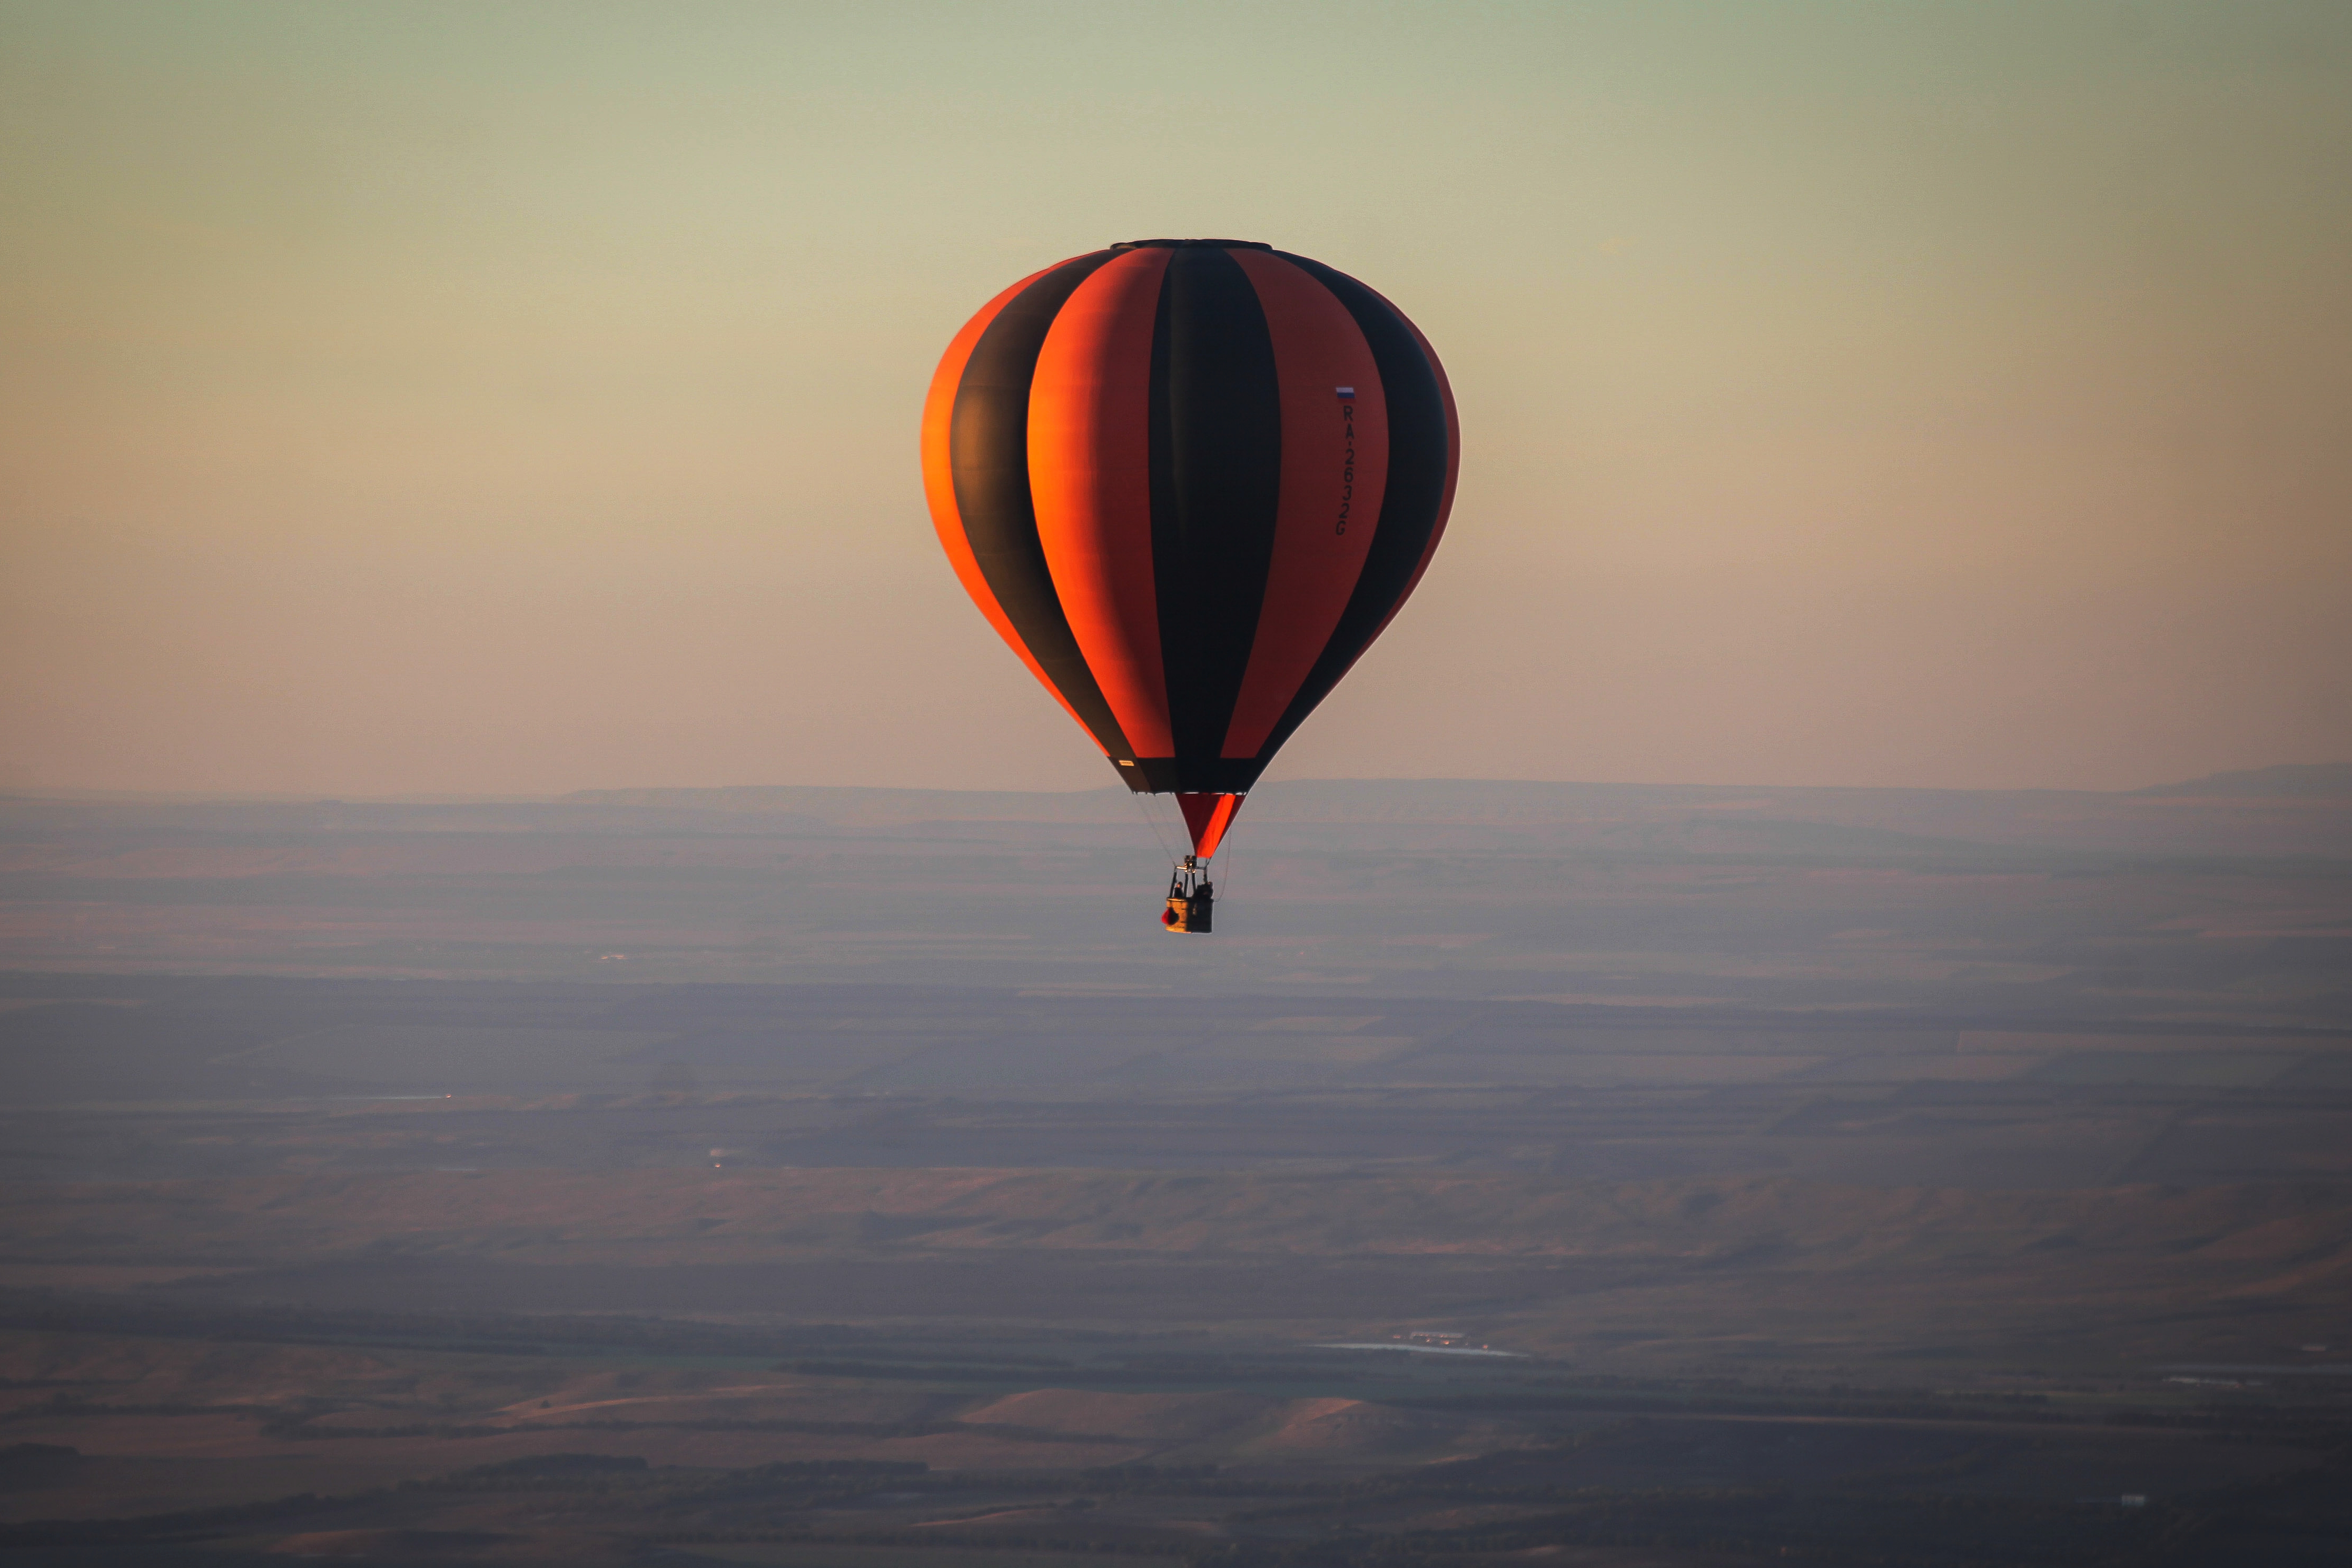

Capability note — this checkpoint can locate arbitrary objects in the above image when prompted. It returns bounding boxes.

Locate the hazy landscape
[1,767,2346,1563]
[8,0,2348,1559]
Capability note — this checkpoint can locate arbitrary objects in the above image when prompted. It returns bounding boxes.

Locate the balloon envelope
[922,239,1458,856]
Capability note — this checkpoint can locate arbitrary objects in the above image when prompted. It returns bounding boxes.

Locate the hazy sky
[3,1,2347,796]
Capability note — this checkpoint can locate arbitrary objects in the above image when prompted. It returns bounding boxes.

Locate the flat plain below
[0,771,2347,1564]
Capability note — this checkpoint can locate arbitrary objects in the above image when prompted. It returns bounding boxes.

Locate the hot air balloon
[921,240,1459,931]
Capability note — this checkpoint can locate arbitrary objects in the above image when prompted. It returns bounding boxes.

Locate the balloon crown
[1111,238,1273,251]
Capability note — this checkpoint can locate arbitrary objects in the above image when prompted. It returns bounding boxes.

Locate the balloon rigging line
[1129,789,1182,868]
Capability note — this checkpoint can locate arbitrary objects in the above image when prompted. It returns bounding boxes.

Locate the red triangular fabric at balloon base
[1176,793,1243,860]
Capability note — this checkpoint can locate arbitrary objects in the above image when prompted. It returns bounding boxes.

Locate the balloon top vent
[1112,238,1273,251]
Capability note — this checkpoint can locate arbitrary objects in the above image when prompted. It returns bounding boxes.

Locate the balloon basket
[1161,858,1214,934]
[1162,890,1212,934]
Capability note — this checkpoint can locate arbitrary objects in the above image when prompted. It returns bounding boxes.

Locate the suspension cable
[1127,786,1182,869]
[1215,807,1243,904]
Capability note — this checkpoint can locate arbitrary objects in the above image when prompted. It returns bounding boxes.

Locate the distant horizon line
[4,760,2345,808]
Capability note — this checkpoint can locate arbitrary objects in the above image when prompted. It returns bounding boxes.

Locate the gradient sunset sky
[3,1,2346,796]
